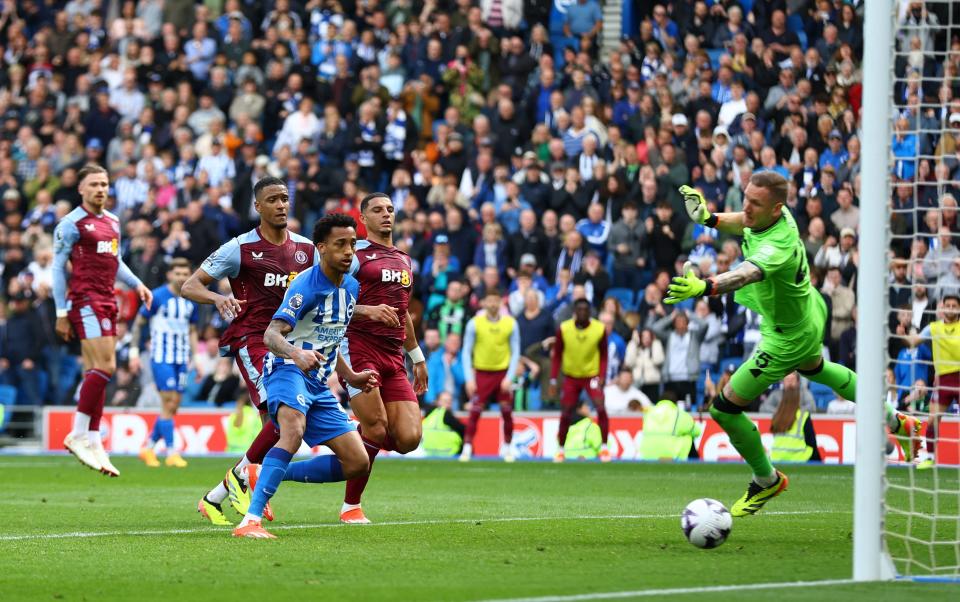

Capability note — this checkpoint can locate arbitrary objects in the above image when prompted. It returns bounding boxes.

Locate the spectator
[604,369,651,415]
[425,279,472,340]
[0,289,45,405]
[651,308,707,406]
[608,201,647,289]
[425,332,466,408]
[563,0,603,47]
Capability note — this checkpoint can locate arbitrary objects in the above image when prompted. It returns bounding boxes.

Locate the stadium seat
[706,49,725,71]
[809,381,836,411]
[606,287,637,311]
[718,357,743,374]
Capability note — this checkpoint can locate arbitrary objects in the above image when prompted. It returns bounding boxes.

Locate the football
[681,498,733,549]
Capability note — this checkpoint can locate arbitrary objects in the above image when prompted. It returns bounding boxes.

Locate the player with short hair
[233,214,379,539]
[53,163,153,477]
[459,287,521,462]
[907,293,960,469]
[338,192,429,524]
[549,298,611,463]
[668,174,919,516]
[129,258,198,468]
[183,176,317,525]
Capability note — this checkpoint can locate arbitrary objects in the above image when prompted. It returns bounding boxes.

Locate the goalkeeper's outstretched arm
[664,260,763,304]
[679,185,746,235]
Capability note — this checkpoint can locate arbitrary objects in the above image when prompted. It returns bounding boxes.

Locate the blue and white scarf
[358,121,378,167]
[383,110,407,162]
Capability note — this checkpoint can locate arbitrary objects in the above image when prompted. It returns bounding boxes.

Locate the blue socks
[248,448,293,519]
[149,419,175,450]
[284,455,345,483]
[158,419,175,449]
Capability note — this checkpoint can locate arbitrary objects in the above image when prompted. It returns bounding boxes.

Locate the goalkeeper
[668,173,916,516]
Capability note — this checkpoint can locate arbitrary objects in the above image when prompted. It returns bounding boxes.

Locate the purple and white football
[681,498,733,549]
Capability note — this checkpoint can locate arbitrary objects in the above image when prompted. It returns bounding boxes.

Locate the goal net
[878,0,960,580]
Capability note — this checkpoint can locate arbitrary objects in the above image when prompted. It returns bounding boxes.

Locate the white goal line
[469,578,861,602]
[0,510,835,542]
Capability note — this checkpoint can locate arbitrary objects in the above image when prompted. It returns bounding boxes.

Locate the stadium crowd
[0,0,957,433]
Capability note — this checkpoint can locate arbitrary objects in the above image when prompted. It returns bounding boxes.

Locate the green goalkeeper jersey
[735,209,817,332]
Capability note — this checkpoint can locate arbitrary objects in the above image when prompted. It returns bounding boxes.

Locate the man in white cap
[672,113,697,168]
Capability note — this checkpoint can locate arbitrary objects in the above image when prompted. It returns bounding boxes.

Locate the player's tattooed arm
[708,261,764,295]
[264,319,325,373]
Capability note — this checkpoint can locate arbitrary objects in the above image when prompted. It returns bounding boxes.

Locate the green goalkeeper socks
[800,360,857,401]
[710,393,775,479]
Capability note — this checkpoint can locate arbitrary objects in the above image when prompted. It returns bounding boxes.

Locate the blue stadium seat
[706,49,725,71]
[809,381,835,411]
[606,287,637,311]
[0,385,16,434]
[718,356,743,374]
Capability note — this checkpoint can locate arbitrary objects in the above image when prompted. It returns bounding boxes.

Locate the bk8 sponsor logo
[264,272,299,287]
[381,268,411,287]
[96,239,119,255]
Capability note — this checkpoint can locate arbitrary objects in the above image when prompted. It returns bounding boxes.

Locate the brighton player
[183,176,317,525]
[339,192,428,524]
[53,163,153,477]
[459,288,521,462]
[129,258,198,468]
[907,293,960,469]
[233,214,379,539]
[549,298,610,463]
[666,175,919,515]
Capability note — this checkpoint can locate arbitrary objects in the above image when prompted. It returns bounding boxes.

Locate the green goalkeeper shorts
[729,296,828,401]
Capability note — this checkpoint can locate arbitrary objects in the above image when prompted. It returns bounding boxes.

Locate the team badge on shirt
[295,250,308,264]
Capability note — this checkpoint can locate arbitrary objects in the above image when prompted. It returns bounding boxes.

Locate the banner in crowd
[42,408,960,465]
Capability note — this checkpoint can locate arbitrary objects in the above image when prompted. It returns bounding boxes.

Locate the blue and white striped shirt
[266,265,358,383]
[140,285,198,365]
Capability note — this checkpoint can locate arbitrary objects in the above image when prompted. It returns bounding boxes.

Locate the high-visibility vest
[929,320,960,376]
[638,400,700,460]
[472,314,516,372]
[421,408,462,457]
[564,417,602,459]
[226,406,261,454]
[559,318,605,378]
[770,409,814,462]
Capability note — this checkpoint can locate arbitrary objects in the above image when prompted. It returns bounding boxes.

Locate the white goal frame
[854,0,895,582]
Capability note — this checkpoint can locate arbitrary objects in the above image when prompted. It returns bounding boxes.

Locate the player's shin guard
[926,421,937,454]
[77,369,111,436]
[465,405,482,445]
[158,418,175,450]
[284,455,345,483]
[596,406,609,443]
[247,448,292,519]
[798,360,856,401]
[500,406,513,444]
[557,406,577,446]
[710,392,775,479]
[148,420,162,446]
[243,420,281,465]
[344,436,380,505]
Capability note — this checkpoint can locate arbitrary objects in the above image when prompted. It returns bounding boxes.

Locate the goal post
[861,0,960,582]
[854,0,895,582]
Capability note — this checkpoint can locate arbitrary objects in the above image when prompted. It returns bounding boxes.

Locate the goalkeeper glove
[664,262,713,305]
[679,185,717,227]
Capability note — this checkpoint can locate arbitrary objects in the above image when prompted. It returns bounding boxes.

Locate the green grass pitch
[0,456,956,601]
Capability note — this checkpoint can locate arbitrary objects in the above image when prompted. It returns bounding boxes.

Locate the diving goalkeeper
[667,173,917,516]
